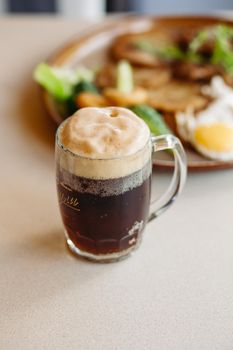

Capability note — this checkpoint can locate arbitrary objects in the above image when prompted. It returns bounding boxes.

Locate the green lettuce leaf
[33,63,95,101]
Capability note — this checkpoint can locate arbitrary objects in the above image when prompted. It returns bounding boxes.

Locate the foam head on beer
[61,107,150,158]
[57,107,152,256]
[59,107,151,179]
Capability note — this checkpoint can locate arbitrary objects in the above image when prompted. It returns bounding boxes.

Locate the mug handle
[148,134,187,222]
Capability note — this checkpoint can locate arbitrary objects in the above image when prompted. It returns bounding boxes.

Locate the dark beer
[56,107,186,261]
[56,106,154,260]
[57,161,151,256]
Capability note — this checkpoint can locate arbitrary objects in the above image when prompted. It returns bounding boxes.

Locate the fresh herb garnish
[189,25,233,73]
[211,25,233,73]
[189,28,212,53]
[136,40,160,56]
[136,40,185,60]
[136,40,202,63]
[160,45,186,60]
[136,24,233,71]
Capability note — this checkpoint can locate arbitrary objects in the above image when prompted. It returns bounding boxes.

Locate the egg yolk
[194,123,233,152]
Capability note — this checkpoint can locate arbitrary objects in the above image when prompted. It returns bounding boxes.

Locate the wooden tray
[41,14,233,171]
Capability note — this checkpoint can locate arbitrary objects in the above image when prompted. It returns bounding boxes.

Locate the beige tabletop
[1,16,233,350]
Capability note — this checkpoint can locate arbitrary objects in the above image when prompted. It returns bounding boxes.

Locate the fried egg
[176,76,233,161]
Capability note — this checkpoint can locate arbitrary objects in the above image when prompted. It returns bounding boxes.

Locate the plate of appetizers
[34,15,233,170]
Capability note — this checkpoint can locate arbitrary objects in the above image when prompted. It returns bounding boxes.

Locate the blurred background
[0,0,233,18]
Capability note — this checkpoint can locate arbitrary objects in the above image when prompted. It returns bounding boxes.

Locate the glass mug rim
[56,116,151,162]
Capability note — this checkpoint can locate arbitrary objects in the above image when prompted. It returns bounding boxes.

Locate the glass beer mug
[56,107,187,262]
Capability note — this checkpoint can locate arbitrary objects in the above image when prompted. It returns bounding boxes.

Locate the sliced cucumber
[130,104,172,136]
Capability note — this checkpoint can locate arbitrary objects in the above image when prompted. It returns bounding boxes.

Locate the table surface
[1,16,233,350]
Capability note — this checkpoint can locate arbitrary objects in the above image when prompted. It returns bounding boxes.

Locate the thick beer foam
[58,107,151,179]
[61,107,150,158]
